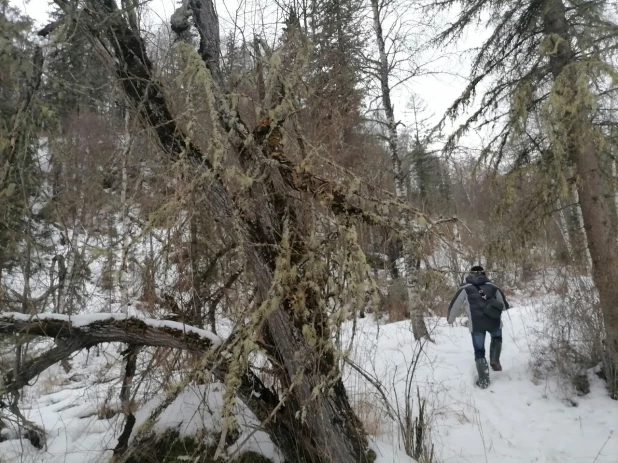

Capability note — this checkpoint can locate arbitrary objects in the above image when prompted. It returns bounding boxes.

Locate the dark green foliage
[0,0,32,116]
[304,0,366,162]
[0,0,42,271]
[236,452,275,463]
[42,5,116,122]
[410,140,452,213]
[309,0,365,118]
[125,431,206,463]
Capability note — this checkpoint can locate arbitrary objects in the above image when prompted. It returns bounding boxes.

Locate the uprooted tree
[0,0,454,461]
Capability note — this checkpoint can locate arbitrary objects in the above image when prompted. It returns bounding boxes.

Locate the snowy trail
[346,302,618,463]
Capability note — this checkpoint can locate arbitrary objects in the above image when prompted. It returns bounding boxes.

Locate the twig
[344,358,399,422]
[592,430,613,463]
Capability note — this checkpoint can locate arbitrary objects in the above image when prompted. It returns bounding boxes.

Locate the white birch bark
[119,108,131,314]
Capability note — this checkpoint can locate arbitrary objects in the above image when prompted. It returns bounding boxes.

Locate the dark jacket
[447,274,510,332]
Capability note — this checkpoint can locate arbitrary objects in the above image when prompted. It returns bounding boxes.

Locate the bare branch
[0,313,220,394]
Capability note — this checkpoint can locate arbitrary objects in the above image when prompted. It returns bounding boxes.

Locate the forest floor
[2,297,617,463]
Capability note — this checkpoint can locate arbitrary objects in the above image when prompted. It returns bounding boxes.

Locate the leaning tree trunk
[370,0,430,340]
[45,0,376,460]
[544,0,618,398]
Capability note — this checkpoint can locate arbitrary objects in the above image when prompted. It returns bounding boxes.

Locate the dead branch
[0,313,219,395]
[114,345,140,456]
[0,312,318,462]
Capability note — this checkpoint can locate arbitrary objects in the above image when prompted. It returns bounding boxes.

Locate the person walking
[447,265,510,388]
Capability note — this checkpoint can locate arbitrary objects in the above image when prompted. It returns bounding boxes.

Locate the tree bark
[114,345,140,456]
[119,107,132,314]
[0,314,218,393]
[544,0,618,397]
[568,182,593,269]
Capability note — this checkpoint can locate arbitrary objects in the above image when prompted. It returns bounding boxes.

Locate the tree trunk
[450,220,464,286]
[544,0,618,397]
[611,155,618,230]
[370,0,430,340]
[119,107,131,314]
[106,208,115,311]
[556,200,573,259]
[114,345,140,456]
[568,182,593,269]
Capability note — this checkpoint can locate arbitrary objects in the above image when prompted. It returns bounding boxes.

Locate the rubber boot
[475,358,490,389]
[490,338,502,371]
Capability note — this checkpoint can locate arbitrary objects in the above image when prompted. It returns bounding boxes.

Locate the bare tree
[368,0,432,339]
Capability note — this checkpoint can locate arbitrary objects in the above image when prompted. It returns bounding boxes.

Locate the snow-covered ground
[345,299,618,463]
[2,298,617,463]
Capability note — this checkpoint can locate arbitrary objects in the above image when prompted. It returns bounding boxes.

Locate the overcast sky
[10,0,488,153]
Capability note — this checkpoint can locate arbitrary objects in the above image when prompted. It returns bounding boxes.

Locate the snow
[0,353,122,463]
[370,440,418,463]
[1,312,222,346]
[0,355,281,462]
[2,298,618,463]
[343,300,618,463]
[132,383,283,461]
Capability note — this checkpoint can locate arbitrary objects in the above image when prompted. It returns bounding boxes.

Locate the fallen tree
[0,312,331,462]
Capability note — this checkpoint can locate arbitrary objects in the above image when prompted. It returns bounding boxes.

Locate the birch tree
[369,0,431,339]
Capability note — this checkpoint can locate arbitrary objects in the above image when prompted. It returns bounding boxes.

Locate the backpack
[473,284,504,319]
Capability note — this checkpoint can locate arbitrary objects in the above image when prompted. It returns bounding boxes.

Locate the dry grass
[38,370,66,395]
[530,272,605,400]
[352,391,390,437]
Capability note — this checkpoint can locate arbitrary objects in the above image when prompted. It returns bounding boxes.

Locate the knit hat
[470,265,486,275]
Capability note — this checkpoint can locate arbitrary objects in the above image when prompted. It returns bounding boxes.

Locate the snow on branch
[0,312,222,346]
[0,312,221,396]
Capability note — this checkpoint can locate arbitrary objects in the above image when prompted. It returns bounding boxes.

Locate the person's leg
[489,328,503,371]
[471,331,490,388]
[471,331,487,360]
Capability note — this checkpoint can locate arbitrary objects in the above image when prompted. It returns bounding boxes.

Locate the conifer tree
[305,0,365,165]
[0,0,43,283]
[435,0,618,397]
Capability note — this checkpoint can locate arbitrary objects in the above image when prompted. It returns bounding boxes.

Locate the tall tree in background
[305,0,365,167]
[406,96,452,214]
[0,0,45,301]
[435,0,618,397]
[42,7,115,122]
